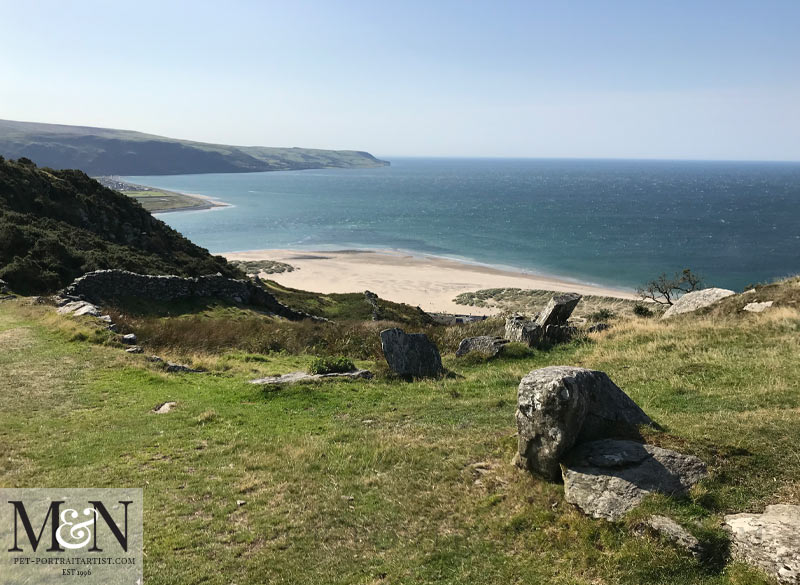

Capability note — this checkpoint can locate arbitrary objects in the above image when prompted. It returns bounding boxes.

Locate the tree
[637,268,703,306]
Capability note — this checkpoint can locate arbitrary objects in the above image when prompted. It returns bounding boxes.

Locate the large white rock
[743,300,774,313]
[724,504,800,584]
[662,288,735,319]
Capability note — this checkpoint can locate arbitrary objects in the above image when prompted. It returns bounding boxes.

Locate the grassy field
[1,287,798,584]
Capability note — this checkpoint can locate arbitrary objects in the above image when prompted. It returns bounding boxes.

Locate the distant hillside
[0,157,243,293]
[0,119,389,176]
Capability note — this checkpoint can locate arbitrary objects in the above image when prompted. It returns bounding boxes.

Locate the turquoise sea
[126,158,800,292]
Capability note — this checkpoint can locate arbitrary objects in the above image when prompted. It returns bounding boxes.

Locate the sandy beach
[223,249,637,315]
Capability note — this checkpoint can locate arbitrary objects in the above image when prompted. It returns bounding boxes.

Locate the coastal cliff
[0,119,389,176]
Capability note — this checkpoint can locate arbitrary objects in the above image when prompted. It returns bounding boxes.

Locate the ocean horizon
[126,157,800,292]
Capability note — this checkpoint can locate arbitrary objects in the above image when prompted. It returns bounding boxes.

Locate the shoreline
[151,191,232,214]
[223,248,637,315]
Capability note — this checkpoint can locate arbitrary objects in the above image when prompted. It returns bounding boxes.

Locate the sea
[126,157,800,292]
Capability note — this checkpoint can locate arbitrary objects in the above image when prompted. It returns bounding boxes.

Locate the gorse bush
[309,356,355,375]
[587,308,615,322]
[632,303,654,318]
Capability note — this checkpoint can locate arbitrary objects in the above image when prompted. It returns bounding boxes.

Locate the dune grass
[1,296,797,584]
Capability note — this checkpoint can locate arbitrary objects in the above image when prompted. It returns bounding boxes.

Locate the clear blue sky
[2,0,798,160]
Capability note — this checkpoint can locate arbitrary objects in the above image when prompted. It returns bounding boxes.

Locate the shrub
[309,356,355,375]
[637,268,703,306]
[632,303,654,318]
[587,308,615,322]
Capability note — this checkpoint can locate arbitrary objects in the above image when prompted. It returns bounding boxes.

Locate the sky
[1,0,799,160]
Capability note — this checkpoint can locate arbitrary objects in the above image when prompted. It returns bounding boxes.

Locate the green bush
[309,356,356,375]
[587,308,615,322]
[632,303,654,318]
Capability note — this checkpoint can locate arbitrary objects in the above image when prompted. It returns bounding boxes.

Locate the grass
[1,287,798,584]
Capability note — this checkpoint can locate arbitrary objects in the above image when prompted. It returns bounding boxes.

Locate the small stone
[588,323,610,333]
[236,500,247,507]
[97,315,113,323]
[153,401,177,414]
[147,356,163,363]
[121,333,137,345]
[126,346,143,354]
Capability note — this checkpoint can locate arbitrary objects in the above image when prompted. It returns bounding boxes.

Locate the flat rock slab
[662,288,735,318]
[724,504,800,584]
[57,300,101,317]
[636,515,703,558]
[165,362,201,373]
[562,439,707,521]
[743,300,774,313]
[250,370,373,385]
[516,366,653,479]
[380,328,444,378]
[455,336,509,358]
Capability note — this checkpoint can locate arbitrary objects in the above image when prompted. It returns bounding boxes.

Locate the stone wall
[60,270,311,320]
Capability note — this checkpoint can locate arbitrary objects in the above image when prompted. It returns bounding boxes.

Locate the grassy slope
[0,157,242,293]
[0,119,389,175]
[2,291,798,584]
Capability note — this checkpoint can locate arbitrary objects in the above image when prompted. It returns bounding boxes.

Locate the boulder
[250,370,373,385]
[0,278,8,294]
[505,314,543,346]
[743,300,774,313]
[515,366,653,479]
[380,328,444,378]
[455,336,509,358]
[57,300,101,317]
[723,504,800,584]
[125,346,143,354]
[536,293,582,327]
[662,288,735,319]
[561,439,707,521]
[121,333,137,345]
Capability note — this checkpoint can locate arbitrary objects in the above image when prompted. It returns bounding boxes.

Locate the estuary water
[127,158,800,291]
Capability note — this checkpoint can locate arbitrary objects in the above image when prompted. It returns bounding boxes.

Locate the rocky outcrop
[455,336,509,358]
[505,293,582,347]
[250,370,373,385]
[561,439,707,521]
[380,328,444,378]
[662,288,735,319]
[515,366,653,479]
[743,300,774,313]
[60,270,311,320]
[724,504,800,584]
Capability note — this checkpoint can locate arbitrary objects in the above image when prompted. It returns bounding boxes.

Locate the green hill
[0,119,389,176]
[0,156,242,293]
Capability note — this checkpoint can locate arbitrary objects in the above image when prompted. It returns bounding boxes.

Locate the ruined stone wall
[60,270,310,320]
